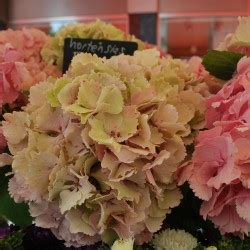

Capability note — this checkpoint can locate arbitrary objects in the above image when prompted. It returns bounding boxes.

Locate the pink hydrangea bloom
[177,56,250,236]
[0,28,61,108]
[0,49,31,106]
[205,57,250,128]
[178,120,250,235]
[201,183,250,235]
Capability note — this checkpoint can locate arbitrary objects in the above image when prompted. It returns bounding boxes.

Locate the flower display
[218,17,250,56]
[2,49,208,247]
[0,28,61,109]
[152,229,198,250]
[178,56,250,236]
[41,20,145,70]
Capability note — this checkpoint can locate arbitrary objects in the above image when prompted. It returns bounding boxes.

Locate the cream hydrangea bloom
[3,49,209,247]
[152,229,198,250]
[41,20,145,70]
[217,16,250,55]
[111,238,134,250]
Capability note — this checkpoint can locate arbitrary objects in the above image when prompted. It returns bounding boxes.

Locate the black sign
[63,38,138,73]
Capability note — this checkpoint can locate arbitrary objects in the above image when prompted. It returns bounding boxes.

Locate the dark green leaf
[97,245,111,250]
[194,243,205,250]
[0,241,12,250]
[134,244,154,250]
[202,50,244,80]
[0,167,32,227]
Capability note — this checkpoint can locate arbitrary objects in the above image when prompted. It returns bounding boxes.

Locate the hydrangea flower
[3,49,209,247]
[0,28,61,109]
[41,20,145,70]
[205,57,250,128]
[152,229,198,250]
[178,57,250,236]
[218,17,250,56]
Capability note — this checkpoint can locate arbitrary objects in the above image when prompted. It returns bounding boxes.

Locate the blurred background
[0,0,249,57]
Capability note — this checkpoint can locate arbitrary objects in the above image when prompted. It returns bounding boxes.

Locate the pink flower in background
[0,50,33,107]
[0,28,61,108]
[0,28,48,64]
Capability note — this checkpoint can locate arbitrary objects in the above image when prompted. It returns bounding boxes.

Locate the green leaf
[134,245,154,250]
[97,244,111,250]
[194,243,205,250]
[0,230,24,250]
[0,167,32,227]
[217,236,250,250]
[0,241,12,250]
[202,50,244,80]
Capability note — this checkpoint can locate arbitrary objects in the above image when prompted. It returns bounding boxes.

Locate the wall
[0,0,8,22]
[9,0,127,22]
[160,0,247,16]
[127,0,158,13]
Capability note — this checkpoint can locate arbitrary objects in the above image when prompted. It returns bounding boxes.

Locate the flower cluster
[178,57,250,236]
[41,20,145,70]
[3,49,207,247]
[217,17,250,55]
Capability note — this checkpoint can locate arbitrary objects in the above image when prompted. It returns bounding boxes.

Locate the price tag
[63,38,138,73]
